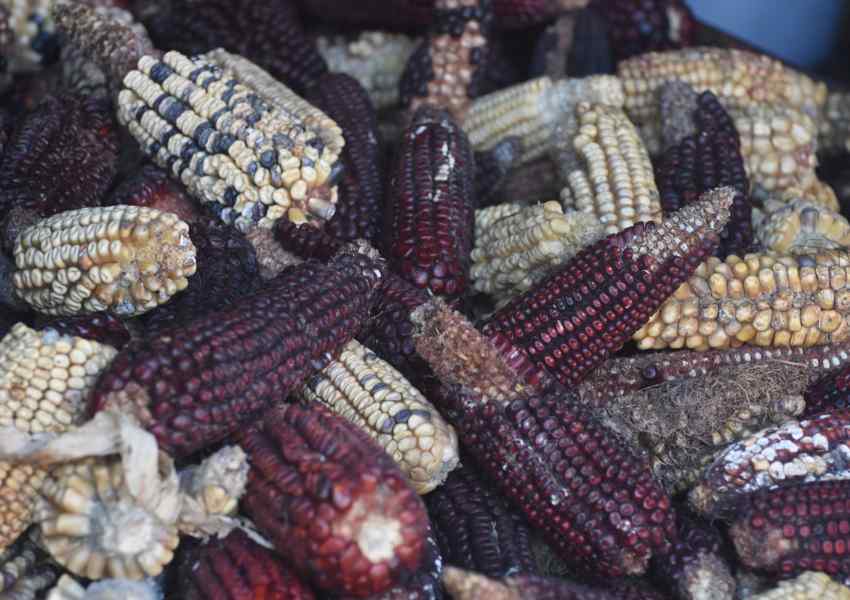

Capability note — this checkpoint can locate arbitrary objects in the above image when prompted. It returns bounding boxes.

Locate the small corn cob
[105,164,202,225]
[2,0,59,74]
[819,91,850,156]
[0,93,119,217]
[91,247,384,458]
[805,363,850,417]
[494,157,563,205]
[300,339,459,495]
[756,199,850,254]
[306,73,384,244]
[591,0,695,62]
[47,576,161,600]
[175,529,315,600]
[658,80,699,150]
[35,313,132,349]
[729,480,850,579]
[751,572,850,600]
[690,410,850,515]
[483,187,732,388]
[634,250,850,351]
[470,201,604,304]
[0,323,117,551]
[238,402,429,598]
[385,106,476,298]
[12,205,197,318]
[425,462,537,577]
[474,136,523,206]
[554,102,663,235]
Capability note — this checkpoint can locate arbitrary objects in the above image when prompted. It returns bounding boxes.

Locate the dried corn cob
[591,0,695,62]
[635,250,850,351]
[0,531,52,596]
[47,575,161,600]
[273,219,344,263]
[1,207,40,258]
[690,410,850,515]
[554,102,663,235]
[12,205,197,318]
[0,323,117,551]
[353,534,444,600]
[471,201,604,304]
[474,136,523,206]
[805,363,850,417]
[1,566,59,600]
[238,402,430,598]
[90,247,384,458]
[176,529,315,600]
[385,106,476,298]
[819,91,850,156]
[105,164,201,225]
[756,199,850,254]
[425,462,536,577]
[35,313,131,349]
[306,73,384,244]
[494,157,562,205]
[483,187,732,388]
[300,339,459,495]
[658,80,699,150]
[3,0,59,74]
[751,572,850,600]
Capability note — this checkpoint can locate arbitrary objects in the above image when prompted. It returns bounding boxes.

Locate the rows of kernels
[0,531,42,594]
[819,91,850,156]
[46,575,160,600]
[555,102,662,234]
[300,339,459,495]
[635,251,850,351]
[752,572,850,600]
[756,199,850,254]
[470,201,604,303]
[13,205,196,317]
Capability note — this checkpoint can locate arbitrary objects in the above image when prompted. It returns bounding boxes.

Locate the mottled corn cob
[238,403,429,598]
[1,567,58,600]
[0,93,119,217]
[756,199,850,254]
[483,187,732,388]
[494,157,562,206]
[474,136,523,206]
[300,339,459,495]
[3,0,59,74]
[657,80,699,150]
[635,250,850,351]
[0,531,52,596]
[105,164,201,224]
[35,313,131,349]
[805,363,850,417]
[555,102,662,235]
[12,205,197,317]
[751,572,850,600]
[385,106,476,298]
[591,0,695,62]
[425,463,536,577]
[176,529,315,600]
[690,410,850,515]
[245,227,301,280]
[819,91,850,156]
[90,247,384,458]
[471,201,604,304]
[306,73,384,244]
[47,576,160,600]
[0,323,117,550]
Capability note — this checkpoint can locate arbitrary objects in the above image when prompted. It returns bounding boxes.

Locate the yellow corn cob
[756,199,850,254]
[0,323,117,551]
[470,201,604,304]
[300,339,459,494]
[634,250,850,351]
[12,205,196,317]
[819,90,850,156]
[554,102,662,234]
[751,572,850,600]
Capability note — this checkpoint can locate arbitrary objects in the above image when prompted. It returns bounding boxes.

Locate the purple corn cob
[805,363,850,417]
[274,220,344,263]
[591,0,696,62]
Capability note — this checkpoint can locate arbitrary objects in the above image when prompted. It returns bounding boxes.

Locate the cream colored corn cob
[756,198,850,254]
[634,251,850,351]
[470,201,604,303]
[819,90,850,156]
[554,102,662,234]
[751,572,850,600]
[300,339,459,494]
[12,206,196,317]
[0,323,117,551]
[46,575,160,600]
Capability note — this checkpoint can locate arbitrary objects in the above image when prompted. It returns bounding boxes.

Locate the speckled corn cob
[238,402,429,598]
[425,463,536,577]
[105,164,201,224]
[12,205,197,318]
[483,187,732,388]
[805,363,850,417]
[474,136,523,206]
[47,576,160,600]
[751,572,850,600]
[3,0,59,74]
[658,80,699,150]
[690,410,850,515]
[635,250,850,351]
[35,313,131,349]
[756,199,850,254]
[176,529,315,600]
[471,201,604,304]
[819,91,850,156]
[0,323,117,551]
[555,102,662,235]
[300,339,459,495]
[90,247,384,458]
[591,0,695,62]
[385,106,475,298]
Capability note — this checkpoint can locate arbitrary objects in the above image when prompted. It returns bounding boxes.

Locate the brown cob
[237,402,430,598]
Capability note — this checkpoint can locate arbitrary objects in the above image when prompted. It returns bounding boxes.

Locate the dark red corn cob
[35,313,132,349]
[176,529,316,600]
[729,480,850,579]
[89,247,385,458]
[385,107,476,299]
[654,91,753,257]
[105,164,202,224]
[426,462,536,578]
[294,0,434,29]
[237,402,430,598]
[805,363,850,417]
[475,137,524,208]
[305,74,383,245]
[590,0,695,63]
[0,93,119,217]
[274,220,344,263]
[482,188,733,388]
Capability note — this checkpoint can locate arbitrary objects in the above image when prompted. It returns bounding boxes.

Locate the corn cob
[756,199,850,254]
[494,157,562,206]
[105,164,202,225]
[35,313,132,349]
[819,91,850,156]
[690,410,850,515]
[635,250,850,351]
[591,0,695,62]
[1,567,59,600]
[482,187,732,388]
[474,136,523,206]
[658,80,699,150]
[0,93,119,218]
[273,219,345,263]
[385,106,476,299]
[244,227,301,281]
[565,6,614,78]
[805,363,850,417]
[238,402,429,598]
[306,73,384,244]
[751,572,850,600]
[0,323,117,551]
[2,0,59,74]
[471,201,604,304]
[12,205,197,318]
[425,462,536,577]
[47,576,161,600]
[0,530,55,597]
[175,529,315,600]
[300,339,459,495]
[1,207,40,258]
[554,102,663,235]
